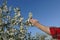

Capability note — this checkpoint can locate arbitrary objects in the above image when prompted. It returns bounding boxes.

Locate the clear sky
[0,0,60,35]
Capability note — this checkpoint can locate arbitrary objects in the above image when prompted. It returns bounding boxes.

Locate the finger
[29,19,33,22]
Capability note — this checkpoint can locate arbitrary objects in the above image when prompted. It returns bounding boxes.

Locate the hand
[29,19,39,26]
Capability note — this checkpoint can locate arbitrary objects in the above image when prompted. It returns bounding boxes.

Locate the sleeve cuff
[50,27,57,39]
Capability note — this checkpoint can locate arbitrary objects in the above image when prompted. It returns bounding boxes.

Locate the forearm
[35,23,50,35]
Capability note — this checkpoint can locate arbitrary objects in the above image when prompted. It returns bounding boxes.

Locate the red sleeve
[50,27,60,39]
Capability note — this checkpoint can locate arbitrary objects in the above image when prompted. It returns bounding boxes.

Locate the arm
[30,19,50,35]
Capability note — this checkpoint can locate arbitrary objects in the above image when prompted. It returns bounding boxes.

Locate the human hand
[29,19,39,26]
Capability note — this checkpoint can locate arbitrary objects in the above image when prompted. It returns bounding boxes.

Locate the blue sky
[0,0,60,35]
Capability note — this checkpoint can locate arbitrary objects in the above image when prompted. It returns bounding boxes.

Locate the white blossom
[3,5,8,12]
